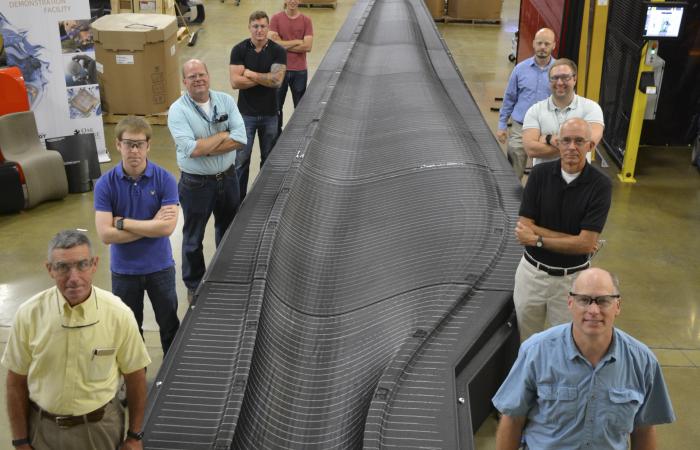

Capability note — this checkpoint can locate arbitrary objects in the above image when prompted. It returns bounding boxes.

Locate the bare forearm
[495,415,526,450]
[207,138,244,156]
[273,38,304,50]
[124,369,147,434]
[120,218,174,238]
[231,73,258,90]
[631,425,657,450]
[191,131,234,157]
[99,227,141,244]
[6,372,30,441]
[524,138,558,158]
[516,218,598,254]
[244,69,282,88]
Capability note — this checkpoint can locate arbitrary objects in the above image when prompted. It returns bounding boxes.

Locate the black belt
[524,252,589,277]
[30,400,108,428]
[183,165,235,181]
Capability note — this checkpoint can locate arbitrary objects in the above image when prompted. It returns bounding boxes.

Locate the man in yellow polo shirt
[2,230,151,450]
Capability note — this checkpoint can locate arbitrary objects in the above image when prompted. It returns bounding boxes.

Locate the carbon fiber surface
[143,0,522,448]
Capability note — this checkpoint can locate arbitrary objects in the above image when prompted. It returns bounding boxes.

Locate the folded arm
[516,216,600,254]
[95,204,178,244]
[523,127,559,159]
[230,64,257,90]
[190,131,243,158]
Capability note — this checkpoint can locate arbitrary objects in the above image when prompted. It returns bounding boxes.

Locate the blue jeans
[112,266,180,354]
[179,168,240,291]
[277,70,308,136]
[237,114,278,200]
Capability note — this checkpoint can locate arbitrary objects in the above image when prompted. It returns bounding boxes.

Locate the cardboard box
[110,0,135,14]
[110,0,174,15]
[135,0,176,16]
[424,0,445,19]
[447,0,502,21]
[91,14,180,115]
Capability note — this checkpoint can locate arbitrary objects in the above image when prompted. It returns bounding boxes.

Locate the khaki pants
[513,256,577,341]
[29,397,124,450]
[507,121,527,180]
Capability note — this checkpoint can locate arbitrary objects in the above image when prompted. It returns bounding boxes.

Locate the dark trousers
[112,266,180,354]
[179,168,240,291]
[236,114,278,200]
[276,69,308,136]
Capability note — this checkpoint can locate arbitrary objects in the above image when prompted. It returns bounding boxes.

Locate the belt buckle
[55,416,74,428]
[214,171,225,181]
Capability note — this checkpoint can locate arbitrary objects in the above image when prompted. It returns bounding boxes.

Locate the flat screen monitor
[643,2,687,39]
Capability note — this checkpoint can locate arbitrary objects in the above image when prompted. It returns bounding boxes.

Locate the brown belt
[30,400,108,428]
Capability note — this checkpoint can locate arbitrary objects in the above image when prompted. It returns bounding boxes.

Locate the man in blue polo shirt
[95,116,180,354]
[497,28,556,180]
[493,268,675,450]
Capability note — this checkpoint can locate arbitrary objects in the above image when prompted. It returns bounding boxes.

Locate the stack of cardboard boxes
[110,0,176,16]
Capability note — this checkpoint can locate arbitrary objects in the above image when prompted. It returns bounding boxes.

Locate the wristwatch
[126,430,144,441]
[545,134,553,146]
[536,236,544,248]
[12,437,30,447]
[116,218,125,231]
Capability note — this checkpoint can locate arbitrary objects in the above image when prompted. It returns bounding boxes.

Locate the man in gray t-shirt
[522,58,604,166]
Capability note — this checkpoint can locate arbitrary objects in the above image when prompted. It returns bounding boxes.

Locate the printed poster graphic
[0,3,108,162]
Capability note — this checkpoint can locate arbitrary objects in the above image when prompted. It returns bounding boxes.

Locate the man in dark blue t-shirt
[94,116,180,354]
[229,10,287,200]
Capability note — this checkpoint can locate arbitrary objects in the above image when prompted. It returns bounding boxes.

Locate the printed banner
[1,0,108,162]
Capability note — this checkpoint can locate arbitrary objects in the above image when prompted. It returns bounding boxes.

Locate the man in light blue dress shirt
[497,28,556,180]
[493,268,675,450]
[168,59,247,301]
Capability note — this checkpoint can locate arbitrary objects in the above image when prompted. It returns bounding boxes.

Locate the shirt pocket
[606,388,644,433]
[88,348,116,382]
[537,383,578,424]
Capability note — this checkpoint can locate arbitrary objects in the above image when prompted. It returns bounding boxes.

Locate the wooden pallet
[299,1,337,9]
[102,112,169,126]
[436,16,501,25]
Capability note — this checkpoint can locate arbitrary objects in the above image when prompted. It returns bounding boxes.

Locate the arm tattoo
[260,63,286,88]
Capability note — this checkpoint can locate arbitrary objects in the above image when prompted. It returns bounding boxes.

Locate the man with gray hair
[2,230,151,449]
[493,267,675,450]
[513,118,612,340]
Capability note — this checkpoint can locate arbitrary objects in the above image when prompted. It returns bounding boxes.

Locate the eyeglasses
[185,73,208,81]
[250,24,268,29]
[550,74,574,82]
[559,137,590,147]
[119,139,148,150]
[569,292,620,309]
[50,258,94,275]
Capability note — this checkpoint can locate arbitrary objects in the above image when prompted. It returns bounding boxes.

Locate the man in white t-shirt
[522,58,604,166]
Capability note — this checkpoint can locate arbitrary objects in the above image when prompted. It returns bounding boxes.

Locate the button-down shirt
[168,89,247,175]
[492,323,675,450]
[1,286,151,415]
[498,56,555,130]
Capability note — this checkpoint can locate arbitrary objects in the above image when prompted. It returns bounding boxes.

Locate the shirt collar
[56,286,99,325]
[247,39,269,51]
[117,160,153,180]
[529,56,555,70]
[550,158,594,186]
[547,94,579,112]
[564,323,618,365]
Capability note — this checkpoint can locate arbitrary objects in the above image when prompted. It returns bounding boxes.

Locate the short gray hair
[48,230,92,261]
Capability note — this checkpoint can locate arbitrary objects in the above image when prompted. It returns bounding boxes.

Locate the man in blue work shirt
[168,59,247,302]
[94,116,180,354]
[493,268,675,450]
[497,28,556,181]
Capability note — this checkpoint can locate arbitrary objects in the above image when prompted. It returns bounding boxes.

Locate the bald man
[493,268,675,450]
[497,28,557,180]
